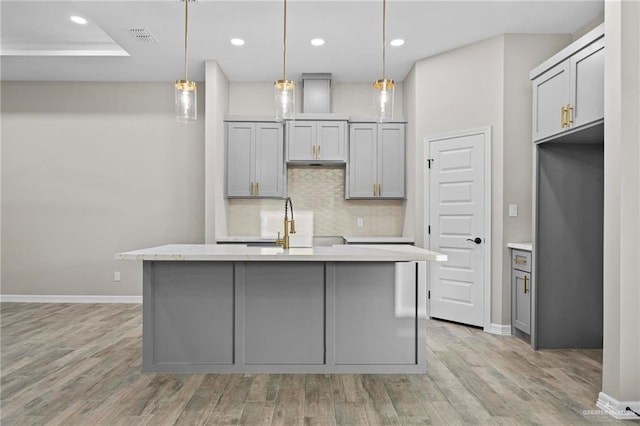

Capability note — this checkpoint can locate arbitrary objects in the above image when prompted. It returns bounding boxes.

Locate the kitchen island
[117,244,446,373]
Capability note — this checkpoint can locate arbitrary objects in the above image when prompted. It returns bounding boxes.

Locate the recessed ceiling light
[310,38,325,47]
[390,39,405,47]
[70,16,88,25]
[230,38,245,46]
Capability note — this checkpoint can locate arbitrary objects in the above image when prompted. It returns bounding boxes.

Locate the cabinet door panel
[378,124,405,198]
[513,269,531,334]
[316,121,346,162]
[334,262,416,365]
[255,123,284,197]
[151,262,235,365]
[226,123,254,197]
[243,263,325,365]
[532,62,570,142]
[570,38,604,128]
[348,124,376,198]
[287,121,315,161]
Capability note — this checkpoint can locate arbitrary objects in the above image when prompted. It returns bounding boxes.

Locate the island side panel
[332,262,420,367]
[143,261,235,372]
[242,262,325,365]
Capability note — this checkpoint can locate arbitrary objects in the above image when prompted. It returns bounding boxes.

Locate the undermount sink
[245,242,277,247]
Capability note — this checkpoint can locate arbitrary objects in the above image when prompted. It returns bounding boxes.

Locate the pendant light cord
[184,0,190,81]
[283,0,288,81]
[382,0,386,79]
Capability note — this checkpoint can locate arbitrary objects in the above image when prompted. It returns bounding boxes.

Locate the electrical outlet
[357,218,364,227]
[114,271,121,282]
[509,204,518,217]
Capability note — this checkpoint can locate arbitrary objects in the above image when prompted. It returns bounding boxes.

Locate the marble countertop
[116,244,447,262]
[507,242,533,251]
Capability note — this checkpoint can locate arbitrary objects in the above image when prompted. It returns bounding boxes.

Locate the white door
[425,128,489,328]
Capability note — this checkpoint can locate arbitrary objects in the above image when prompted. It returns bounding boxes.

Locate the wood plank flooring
[0,303,626,425]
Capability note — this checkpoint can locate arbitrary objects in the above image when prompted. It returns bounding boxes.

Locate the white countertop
[343,236,415,244]
[507,242,532,251]
[116,244,447,262]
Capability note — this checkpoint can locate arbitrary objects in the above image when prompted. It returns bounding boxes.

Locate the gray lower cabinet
[146,262,235,365]
[243,262,325,365]
[347,122,405,199]
[142,260,426,373]
[226,121,284,198]
[287,120,346,163]
[333,263,416,365]
[511,249,531,336]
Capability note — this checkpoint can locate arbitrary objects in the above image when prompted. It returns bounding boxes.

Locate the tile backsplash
[228,167,404,236]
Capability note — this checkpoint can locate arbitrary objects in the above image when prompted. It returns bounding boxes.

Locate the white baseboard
[0,294,142,304]
[596,392,640,420]
[485,323,512,336]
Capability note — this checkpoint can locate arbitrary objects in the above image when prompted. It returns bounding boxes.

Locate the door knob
[466,237,482,244]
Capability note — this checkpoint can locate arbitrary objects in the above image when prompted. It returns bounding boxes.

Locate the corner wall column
[599,0,640,418]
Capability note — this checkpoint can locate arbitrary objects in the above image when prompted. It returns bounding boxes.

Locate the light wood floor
[0,303,628,425]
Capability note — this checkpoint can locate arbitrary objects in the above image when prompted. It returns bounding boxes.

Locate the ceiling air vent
[129,28,157,43]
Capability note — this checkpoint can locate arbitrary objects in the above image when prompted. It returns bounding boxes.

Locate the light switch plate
[357,218,364,227]
[509,204,518,217]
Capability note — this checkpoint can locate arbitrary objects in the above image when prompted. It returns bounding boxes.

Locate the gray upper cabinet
[347,122,405,199]
[531,25,604,142]
[226,121,284,198]
[570,38,605,128]
[532,62,570,141]
[287,120,346,163]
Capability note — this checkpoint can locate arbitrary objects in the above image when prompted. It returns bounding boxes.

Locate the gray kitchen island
[117,244,446,374]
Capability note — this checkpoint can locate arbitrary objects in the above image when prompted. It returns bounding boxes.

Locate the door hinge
[427,158,434,169]
[428,290,431,299]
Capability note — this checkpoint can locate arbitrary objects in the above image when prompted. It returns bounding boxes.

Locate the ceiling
[1,0,604,83]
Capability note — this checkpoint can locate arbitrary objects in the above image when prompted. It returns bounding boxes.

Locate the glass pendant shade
[175,80,197,123]
[274,79,295,122]
[373,78,394,122]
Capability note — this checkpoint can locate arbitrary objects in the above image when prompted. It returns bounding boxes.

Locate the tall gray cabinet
[529,24,604,349]
[346,122,405,199]
[225,119,285,198]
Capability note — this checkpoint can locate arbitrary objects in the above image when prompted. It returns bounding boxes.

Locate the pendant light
[373,0,394,122]
[274,0,295,122]
[175,0,196,124]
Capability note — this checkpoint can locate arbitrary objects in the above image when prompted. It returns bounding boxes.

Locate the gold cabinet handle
[567,104,573,126]
[515,258,526,265]
[561,106,567,128]
[312,145,316,159]
[317,145,321,159]
[373,183,378,197]
[524,275,529,294]
[256,182,259,196]
[250,182,254,196]
[378,183,382,197]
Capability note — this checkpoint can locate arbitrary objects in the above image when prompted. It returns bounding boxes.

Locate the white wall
[502,34,573,320]
[407,34,570,326]
[601,0,640,409]
[1,82,205,296]
[205,62,230,241]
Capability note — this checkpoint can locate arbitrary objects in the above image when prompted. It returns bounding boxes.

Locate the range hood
[301,73,332,113]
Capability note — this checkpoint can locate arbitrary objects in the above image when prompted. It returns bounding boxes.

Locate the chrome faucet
[276,197,296,249]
